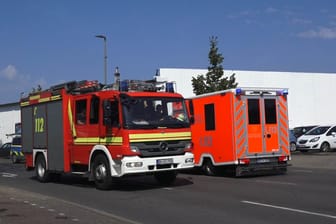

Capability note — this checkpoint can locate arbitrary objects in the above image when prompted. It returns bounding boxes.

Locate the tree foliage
[192,36,238,95]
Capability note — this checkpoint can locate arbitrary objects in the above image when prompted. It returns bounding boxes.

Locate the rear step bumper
[236,162,289,177]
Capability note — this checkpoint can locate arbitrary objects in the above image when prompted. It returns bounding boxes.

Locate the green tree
[192,36,238,95]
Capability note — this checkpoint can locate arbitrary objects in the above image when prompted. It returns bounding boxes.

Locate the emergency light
[276,89,289,96]
[165,82,175,93]
[235,88,243,95]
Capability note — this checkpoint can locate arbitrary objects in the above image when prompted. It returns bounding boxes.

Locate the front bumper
[113,152,194,177]
[297,143,321,151]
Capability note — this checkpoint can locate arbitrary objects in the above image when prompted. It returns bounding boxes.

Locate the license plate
[157,158,173,165]
[257,159,270,164]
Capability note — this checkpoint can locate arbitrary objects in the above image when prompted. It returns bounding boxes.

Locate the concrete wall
[159,68,336,128]
[0,103,20,145]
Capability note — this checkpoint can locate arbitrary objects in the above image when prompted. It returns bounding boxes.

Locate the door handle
[266,134,271,138]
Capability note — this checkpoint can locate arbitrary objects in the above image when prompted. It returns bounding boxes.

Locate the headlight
[126,162,143,168]
[309,137,320,143]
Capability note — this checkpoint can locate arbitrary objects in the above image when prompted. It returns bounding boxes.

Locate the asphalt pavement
[0,182,139,224]
[1,151,336,224]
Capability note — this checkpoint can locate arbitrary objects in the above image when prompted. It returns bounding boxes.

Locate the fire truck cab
[188,88,290,176]
[21,80,194,189]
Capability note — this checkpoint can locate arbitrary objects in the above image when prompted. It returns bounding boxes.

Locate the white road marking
[242,200,336,219]
[255,180,297,186]
[1,172,18,178]
[292,169,313,173]
[163,187,173,190]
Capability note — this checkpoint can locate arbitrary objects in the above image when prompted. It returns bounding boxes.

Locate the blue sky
[1,0,336,103]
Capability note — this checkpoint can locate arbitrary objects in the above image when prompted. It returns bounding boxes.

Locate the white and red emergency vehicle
[21,79,194,189]
[187,88,290,176]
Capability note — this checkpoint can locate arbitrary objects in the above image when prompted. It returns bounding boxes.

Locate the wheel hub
[95,164,107,181]
[37,163,45,177]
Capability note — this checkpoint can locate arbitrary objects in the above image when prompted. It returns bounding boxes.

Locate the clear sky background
[1,0,336,103]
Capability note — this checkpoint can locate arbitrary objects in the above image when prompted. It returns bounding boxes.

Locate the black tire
[154,171,177,186]
[202,159,217,176]
[11,154,18,164]
[92,154,113,190]
[320,142,330,152]
[35,154,50,183]
[290,142,296,152]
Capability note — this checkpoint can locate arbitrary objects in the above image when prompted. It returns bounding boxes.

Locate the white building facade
[0,103,20,145]
[159,68,336,128]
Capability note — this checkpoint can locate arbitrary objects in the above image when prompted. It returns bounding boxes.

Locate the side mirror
[332,132,336,137]
[103,100,112,127]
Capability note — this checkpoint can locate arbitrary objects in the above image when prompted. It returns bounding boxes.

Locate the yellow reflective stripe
[130,136,191,142]
[51,95,61,101]
[29,95,40,100]
[74,137,123,145]
[129,132,191,142]
[38,97,50,103]
[20,101,30,107]
[68,100,76,137]
[12,151,24,156]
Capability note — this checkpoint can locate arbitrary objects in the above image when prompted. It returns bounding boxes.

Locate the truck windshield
[122,96,190,129]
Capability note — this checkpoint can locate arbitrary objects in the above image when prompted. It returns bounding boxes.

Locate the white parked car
[297,125,336,152]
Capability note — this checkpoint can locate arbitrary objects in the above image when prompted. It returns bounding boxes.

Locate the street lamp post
[95,35,107,85]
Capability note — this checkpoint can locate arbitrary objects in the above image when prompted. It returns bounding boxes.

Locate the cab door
[246,96,279,155]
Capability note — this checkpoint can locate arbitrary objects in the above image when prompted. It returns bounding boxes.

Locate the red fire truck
[21,79,194,189]
[187,88,290,176]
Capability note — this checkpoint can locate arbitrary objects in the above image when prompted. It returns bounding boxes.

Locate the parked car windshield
[305,126,330,135]
[122,96,190,129]
[12,136,21,145]
[293,125,317,138]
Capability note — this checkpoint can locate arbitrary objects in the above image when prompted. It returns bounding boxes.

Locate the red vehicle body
[21,80,194,189]
[187,88,290,176]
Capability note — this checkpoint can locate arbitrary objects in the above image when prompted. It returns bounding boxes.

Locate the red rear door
[246,96,279,155]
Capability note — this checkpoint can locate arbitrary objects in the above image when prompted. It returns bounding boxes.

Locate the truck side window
[76,99,87,125]
[204,103,215,131]
[111,101,120,127]
[90,97,99,124]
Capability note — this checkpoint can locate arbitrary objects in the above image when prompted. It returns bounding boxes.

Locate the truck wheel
[35,154,50,183]
[92,154,113,190]
[320,142,330,152]
[154,171,177,186]
[202,159,217,176]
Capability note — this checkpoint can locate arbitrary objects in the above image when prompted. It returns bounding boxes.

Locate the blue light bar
[235,88,242,95]
[166,82,174,93]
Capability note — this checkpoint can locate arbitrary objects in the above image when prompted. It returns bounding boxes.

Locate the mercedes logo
[159,142,169,151]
